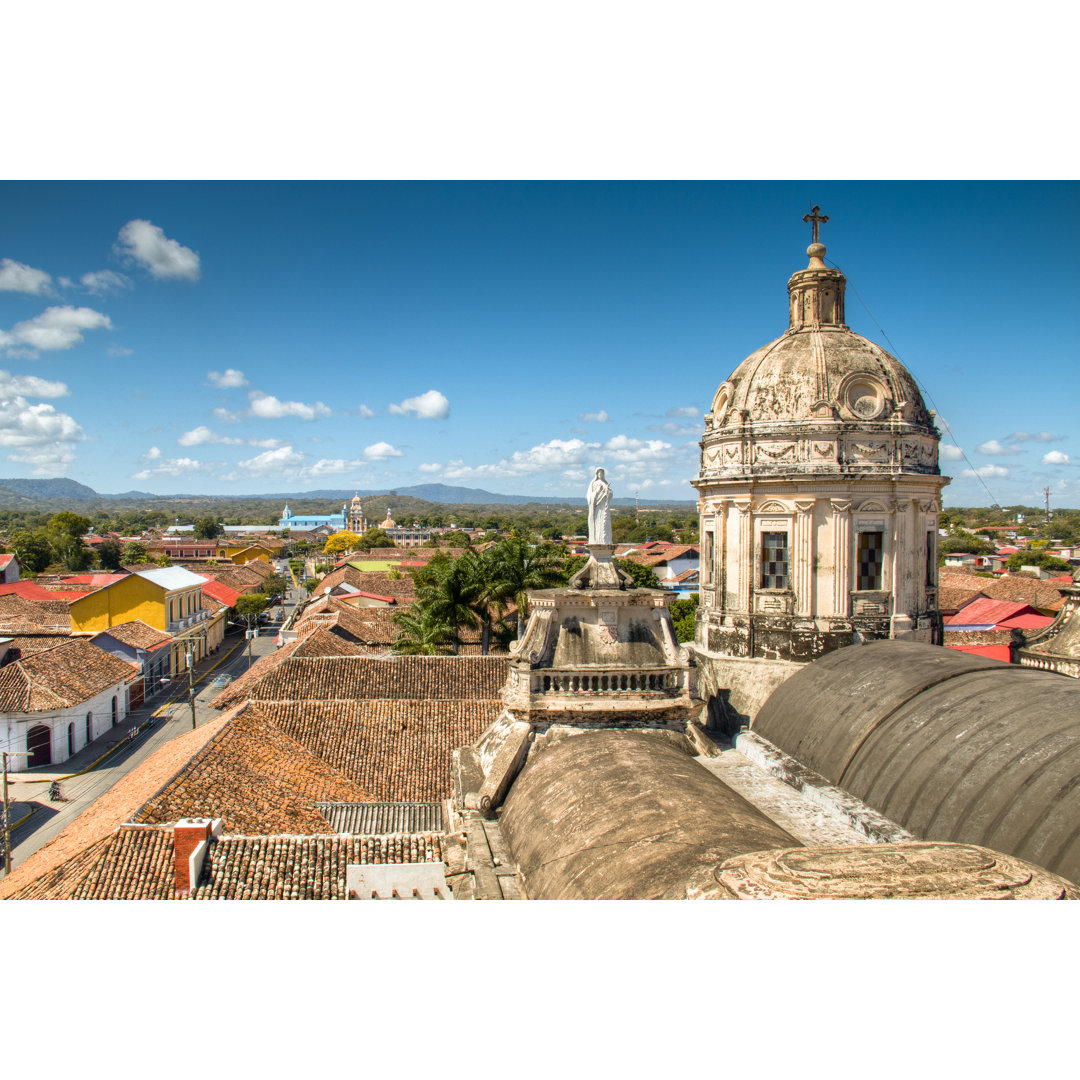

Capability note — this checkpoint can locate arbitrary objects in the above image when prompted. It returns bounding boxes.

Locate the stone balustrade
[531,669,687,695]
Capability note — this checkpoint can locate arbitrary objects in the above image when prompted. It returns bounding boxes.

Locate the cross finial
[803,205,828,245]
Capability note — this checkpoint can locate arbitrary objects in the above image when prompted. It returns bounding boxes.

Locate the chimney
[173,817,215,895]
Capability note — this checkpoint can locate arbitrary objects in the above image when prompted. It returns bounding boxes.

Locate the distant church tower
[692,209,949,724]
[348,492,366,534]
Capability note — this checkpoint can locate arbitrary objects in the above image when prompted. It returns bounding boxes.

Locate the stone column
[831,499,852,617]
[893,498,911,612]
[795,498,816,617]
[735,499,752,613]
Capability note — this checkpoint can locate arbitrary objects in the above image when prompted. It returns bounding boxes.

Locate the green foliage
[10,529,52,574]
[1005,552,1073,574]
[261,574,287,598]
[97,538,123,571]
[356,527,392,552]
[193,517,223,540]
[121,540,150,564]
[303,576,320,592]
[486,536,564,636]
[45,512,92,570]
[392,605,455,655]
[558,554,588,584]
[669,593,699,643]
[235,594,267,618]
[411,552,482,654]
[614,558,660,589]
[939,531,995,556]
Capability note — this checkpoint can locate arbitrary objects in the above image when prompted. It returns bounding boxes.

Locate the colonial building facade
[692,216,948,720]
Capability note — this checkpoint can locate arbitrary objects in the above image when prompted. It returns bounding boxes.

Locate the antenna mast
[1044,486,1051,525]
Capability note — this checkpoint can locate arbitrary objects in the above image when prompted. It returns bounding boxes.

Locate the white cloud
[388,389,450,420]
[939,444,965,462]
[225,445,306,479]
[650,421,699,437]
[178,425,284,449]
[0,396,85,474]
[1005,430,1064,444]
[80,270,132,296]
[0,258,53,296]
[440,433,678,482]
[962,465,1010,479]
[357,404,375,418]
[133,456,221,480]
[107,344,134,357]
[307,457,366,477]
[976,439,1023,456]
[1043,451,1071,465]
[146,446,161,459]
[0,370,69,398]
[114,219,200,282]
[579,410,610,423]
[248,390,330,421]
[0,305,111,355]
[207,368,248,389]
[212,407,244,423]
[417,462,442,473]
[363,441,403,462]
[666,406,699,418]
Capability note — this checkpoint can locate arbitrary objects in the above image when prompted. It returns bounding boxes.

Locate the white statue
[586,467,613,545]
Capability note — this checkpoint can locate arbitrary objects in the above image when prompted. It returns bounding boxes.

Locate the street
[1,586,302,875]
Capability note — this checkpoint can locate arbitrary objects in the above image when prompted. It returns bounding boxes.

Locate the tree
[303,576,320,593]
[412,552,482,655]
[615,558,660,589]
[324,530,361,556]
[193,517,223,540]
[392,605,455,655]
[1005,552,1073,574]
[97,538,123,571]
[121,540,150,564]
[235,594,268,621]
[939,531,995,557]
[45,512,92,571]
[261,574,287,599]
[669,594,699,643]
[356,527,392,552]
[487,537,564,638]
[10,529,52,574]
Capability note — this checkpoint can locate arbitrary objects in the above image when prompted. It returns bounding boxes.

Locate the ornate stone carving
[848,441,889,463]
[755,441,797,463]
[586,468,613,545]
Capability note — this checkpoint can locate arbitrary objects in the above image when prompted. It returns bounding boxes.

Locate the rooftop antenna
[1044,486,1051,525]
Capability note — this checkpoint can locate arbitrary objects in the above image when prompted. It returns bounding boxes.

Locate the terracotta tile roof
[96,620,173,652]
[0,595,72,629]
[182,564,265,592]
[938,586,987,614]
[943,628,1013,646]
[291,627,370,658]
[133,702,372,833]
[621,544,699,567]
[3,828,444,900]
[0,638,137,712]
[259,699,499,801]
[978,574,1067,612]
[315,565,416,601]
[0,714,231,900]
[296,600,399,647]
[209,637,305,709]
[215,654,509,705]
[0,630,73,659]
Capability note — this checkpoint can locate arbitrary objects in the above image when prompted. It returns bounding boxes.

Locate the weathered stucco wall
[693,647,802,734]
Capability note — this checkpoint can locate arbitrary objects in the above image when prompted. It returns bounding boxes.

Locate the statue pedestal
[568,544,632,590]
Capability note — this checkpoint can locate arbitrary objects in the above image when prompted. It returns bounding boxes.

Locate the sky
[0,180,1076,507]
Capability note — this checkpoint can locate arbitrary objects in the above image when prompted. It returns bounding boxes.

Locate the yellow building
[215,543,272,565]
[69,567,227,675]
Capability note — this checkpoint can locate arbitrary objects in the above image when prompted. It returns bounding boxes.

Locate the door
[68,722,75,757]
[27,725,51,767]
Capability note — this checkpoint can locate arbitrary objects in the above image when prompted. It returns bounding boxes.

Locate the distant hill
[0,477,99,499]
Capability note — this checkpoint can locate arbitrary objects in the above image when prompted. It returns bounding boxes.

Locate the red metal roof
[944,598,1038,627]
[198,578,242,607]
[946,643,1012,662]
[0,581,83,602]
[997,612,1054,630]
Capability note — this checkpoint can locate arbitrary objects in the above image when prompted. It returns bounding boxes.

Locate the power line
[829,259,1001,508]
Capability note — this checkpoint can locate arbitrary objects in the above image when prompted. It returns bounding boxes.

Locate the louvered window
[760,532,789,590]
[857,531,884,590]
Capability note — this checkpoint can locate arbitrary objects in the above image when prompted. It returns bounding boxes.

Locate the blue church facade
[278,503,348,531]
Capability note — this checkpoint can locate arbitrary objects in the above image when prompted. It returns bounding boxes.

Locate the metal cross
[803,205,828,244]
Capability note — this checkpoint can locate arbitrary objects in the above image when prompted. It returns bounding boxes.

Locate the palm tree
[413,552,483,655]
[488,536,565,638]
[391,604,455,655]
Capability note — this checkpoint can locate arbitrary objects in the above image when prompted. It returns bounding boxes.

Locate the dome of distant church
[379,509,396,529]
[701,232,939,479]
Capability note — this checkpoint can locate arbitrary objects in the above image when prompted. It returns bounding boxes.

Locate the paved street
[1,588,302,875]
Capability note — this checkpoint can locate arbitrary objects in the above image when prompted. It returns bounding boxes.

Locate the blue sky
[0,181,1076,507]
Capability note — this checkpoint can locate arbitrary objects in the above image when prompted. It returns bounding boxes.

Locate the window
[857,531,884,590]
[760,532,789,589]
[926,531,936,587]
[85,711,93,745]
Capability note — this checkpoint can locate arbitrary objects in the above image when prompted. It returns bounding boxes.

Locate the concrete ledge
[734,730,914,845]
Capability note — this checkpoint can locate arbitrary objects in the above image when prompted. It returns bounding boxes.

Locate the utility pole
[186,649,196,730]
[1044,486,1051,525]
[3,750,31,877]
[635,489,639,523]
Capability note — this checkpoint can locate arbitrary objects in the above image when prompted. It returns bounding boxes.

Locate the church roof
[752,640,1080,885]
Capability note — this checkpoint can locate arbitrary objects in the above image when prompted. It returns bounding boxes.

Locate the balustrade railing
[531,670,685,695]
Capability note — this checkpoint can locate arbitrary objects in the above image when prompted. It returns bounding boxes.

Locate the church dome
[700,228,940,480]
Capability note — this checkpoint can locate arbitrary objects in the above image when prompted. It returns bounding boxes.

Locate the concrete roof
[753,640,1080,885]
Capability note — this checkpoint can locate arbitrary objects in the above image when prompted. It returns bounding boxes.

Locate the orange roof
[0,581,82,602]
[198,577,242,607]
